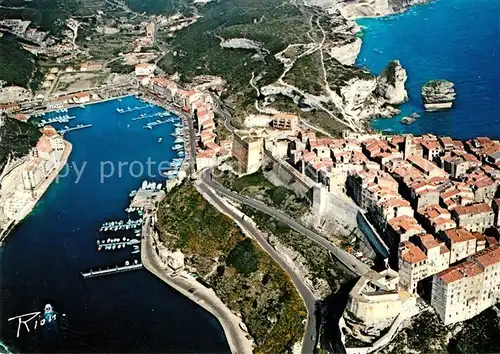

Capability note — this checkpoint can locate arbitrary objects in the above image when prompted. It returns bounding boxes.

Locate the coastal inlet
[357,0,500,139]
[0,96,230,353]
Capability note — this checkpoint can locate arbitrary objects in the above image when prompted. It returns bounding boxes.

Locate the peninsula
[0,0,498,353]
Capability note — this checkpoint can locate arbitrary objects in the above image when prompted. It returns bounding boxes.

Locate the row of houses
[21,126,66,191]
[149,76,232,170]
[281,132,500,326]
[4,126,68,220]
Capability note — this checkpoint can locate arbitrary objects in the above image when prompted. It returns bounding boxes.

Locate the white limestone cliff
[260,59,406,131]
[326,37,362,66]
[376,60,408,105]
[305,0,432,20]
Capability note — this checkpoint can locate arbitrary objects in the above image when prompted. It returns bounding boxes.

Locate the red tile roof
[472,244,500,268]
[442,228,476,243]
[418,204,451,221]
[388,215,425,235]
[453,202,493,216]
[437,260,483,285]
[197,149,216,158]
[400,241,427,264]
[416,234,442,250]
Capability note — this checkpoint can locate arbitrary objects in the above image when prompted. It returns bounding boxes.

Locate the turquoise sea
[0,96,229,352]
[356,0,500,139]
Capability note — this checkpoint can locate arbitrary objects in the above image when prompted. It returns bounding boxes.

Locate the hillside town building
[271,113,299,131]
[451,202,495,233]
[272,129,500,327]
[431,245,500,325]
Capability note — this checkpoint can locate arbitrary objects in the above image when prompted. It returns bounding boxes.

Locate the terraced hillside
[157,0,311,113]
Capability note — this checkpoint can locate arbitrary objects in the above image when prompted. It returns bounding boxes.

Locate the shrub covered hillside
[0,36,42,89]
[380,308,500,354]
[156,183,306,353]
[0,117,41,173]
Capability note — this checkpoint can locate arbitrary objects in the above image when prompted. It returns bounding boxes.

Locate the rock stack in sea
[376,60,409,105]
[421,80,456,111]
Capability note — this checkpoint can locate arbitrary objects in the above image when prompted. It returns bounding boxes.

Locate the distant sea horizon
[355,0,500,140]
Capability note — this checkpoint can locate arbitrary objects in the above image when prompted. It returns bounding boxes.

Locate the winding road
[210,93,236,133]
[195,180,318,354]
[190,93,369,353]
[199,169,371,277]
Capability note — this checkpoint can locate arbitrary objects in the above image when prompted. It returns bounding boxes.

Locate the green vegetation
[242,204,355,293]
[384,312,448,353]
[228,169,274,193]
[0,117,41,172]
[108,60,135,74]
[157,0,312,115]
[301,110,345,138]
[226,238,259,276]
[0,0,86,35]
[449,307,500,354]
[0,36,41,88]
[124,0,193,15]
[284,52,325,96]
[216,168,309,218]
[325,57,374,90]
[424,79,454,88]
[265,186,289,207]
[156,183,306,353]
[259,89,345,138]
[381,61,398,86]
[87,35,135,61]
[382,308,500,354]
[215,168,354,294]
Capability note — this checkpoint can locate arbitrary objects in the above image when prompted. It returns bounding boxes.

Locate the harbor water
[356,0,500,139]
[0,96,229,352]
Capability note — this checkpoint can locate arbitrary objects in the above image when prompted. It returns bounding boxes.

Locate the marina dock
[116,104,153,114]
[100,219,142,232]
[97,239,140,250]
[36,114,76,127]
[81,261,143,278]
[131,111,171,121]
[143,120,171,129]
[58,124,93,134]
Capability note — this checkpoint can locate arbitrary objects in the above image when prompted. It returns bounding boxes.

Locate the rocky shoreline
[421,79,456,111]
[255,0,433,134]
[141,218,254,354]
[331,0,433,128]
